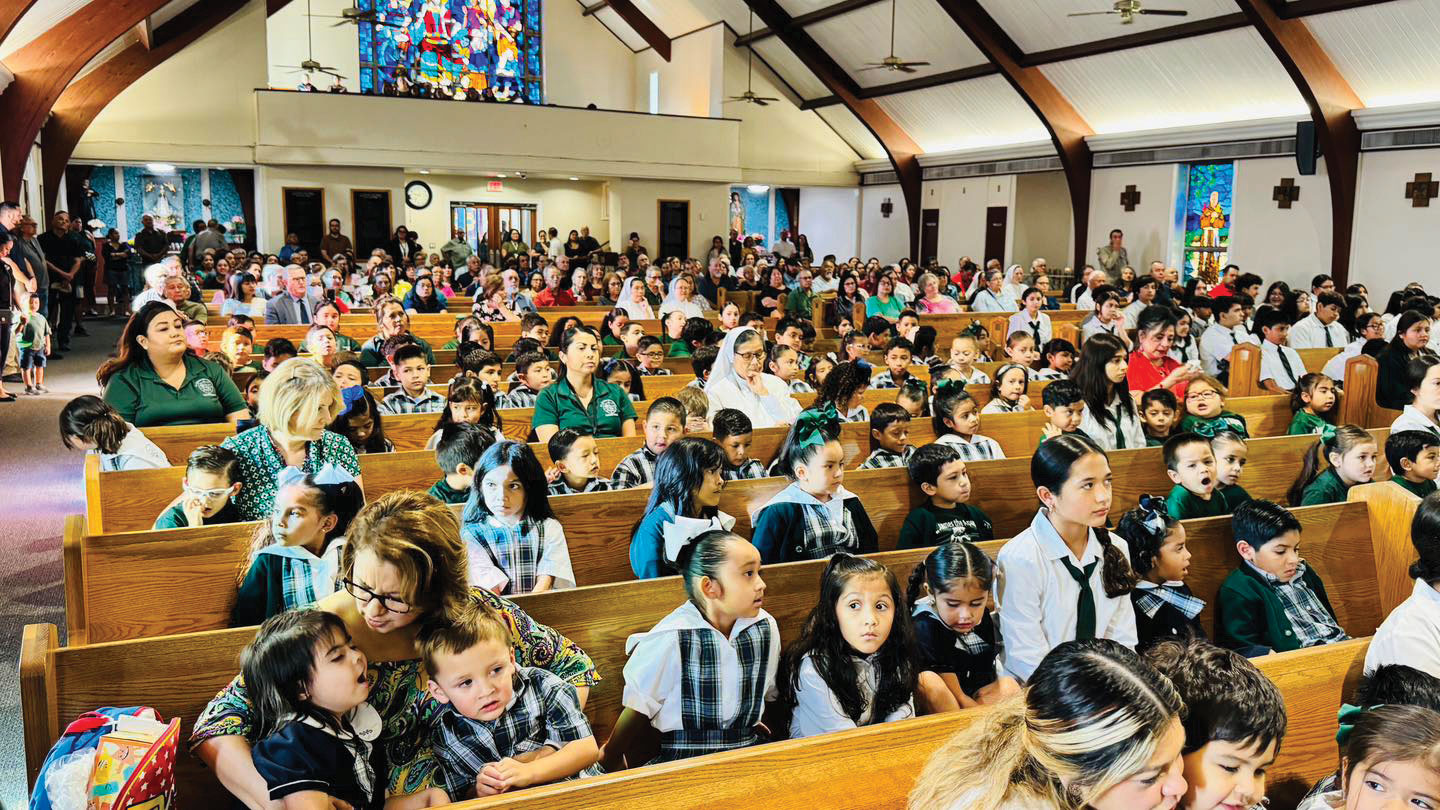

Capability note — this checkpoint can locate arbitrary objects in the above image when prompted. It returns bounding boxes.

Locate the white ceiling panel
[687,0,760,36]
[1305,0,1440,108]
[815,104,888,160]
[874,75,1050,152]
[979,0,1239,55]
[751,37,832,100]
[2,0,95,60]
[591,5,649,50]
[1040,27,1307,134]
[626,0,714,38]
[807,0,986,88]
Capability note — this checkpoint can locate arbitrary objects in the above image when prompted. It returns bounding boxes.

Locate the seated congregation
[31,239,1440,810]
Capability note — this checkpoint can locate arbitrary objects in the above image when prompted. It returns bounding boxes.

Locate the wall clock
[405,180,433,210]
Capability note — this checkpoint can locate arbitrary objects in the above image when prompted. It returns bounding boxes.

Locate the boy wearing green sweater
[427,423,495,505]
[1387,429,1440,498]
[1164,433,1226,520]
[1216,499,1348,657]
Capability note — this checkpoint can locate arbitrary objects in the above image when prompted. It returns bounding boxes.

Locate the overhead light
[146,163,176,174]
[568,176,579,181]
[418,169,430,174]
[747,184,770,193]
[497,173,507,178]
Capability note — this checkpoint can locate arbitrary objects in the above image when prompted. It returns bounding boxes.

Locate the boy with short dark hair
[863,316,893,350]
[1256,307,1307,394]
[373,333,420,386]
[262,337,298,373]
[1386,429,1440,498]
[381,343,446,414]
[774,317,810,369]
[458,345,505,392]
[1037,338,1075,380]
[713,408,765,480]
[1163,432,1224,520]
[1216,499,1349,656]
[618,321,647,361]
[634,336,672,376]
[154,445,243,529]
[428,423,496,504]
[898,442,994,549]
[546,428,612,495]
[1141,388,1179,447]
[858,403,913,469]
[519,312,550,346]
[611,397,685,489]
[740,310,766,337]
[896,310,920,341]
[1040,379,1088,442]
[17,293,51,394]
[871,337,914,389]
[422,607,601,801]
[689,344,719,389]
[502,352,554,409]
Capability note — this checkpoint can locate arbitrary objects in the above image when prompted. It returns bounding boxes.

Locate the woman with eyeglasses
[191,490,599,807]
[703,326,803,428]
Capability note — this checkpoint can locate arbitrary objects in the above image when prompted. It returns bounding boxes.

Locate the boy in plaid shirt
[380,344,446,414]
[502,351,554,409]
[545,428,613,496]
[858,403,914,469]
[423,606,601,801]
[611,397,685,489]
[713,408,767,480]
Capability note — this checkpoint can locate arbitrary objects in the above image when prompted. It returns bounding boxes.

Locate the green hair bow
[1184,414,1247,440]
[1336,703,1383,746]
[933,377,964,396]
[796,403,839,448]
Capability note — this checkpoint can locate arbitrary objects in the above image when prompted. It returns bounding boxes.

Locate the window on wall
[1172,162,1234,285]
[356,0,543,105]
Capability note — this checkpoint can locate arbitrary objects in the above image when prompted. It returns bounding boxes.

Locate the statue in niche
[143,179,180,229]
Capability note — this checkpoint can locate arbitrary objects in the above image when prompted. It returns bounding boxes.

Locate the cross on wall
[1120,185,1141,212]
[1273,178,1300,209]
[1406,173,1439,207]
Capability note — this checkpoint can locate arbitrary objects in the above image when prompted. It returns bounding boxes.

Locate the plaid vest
[656,620,773,762]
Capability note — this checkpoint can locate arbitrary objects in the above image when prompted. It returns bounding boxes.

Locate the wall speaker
[1296,121,1318,176]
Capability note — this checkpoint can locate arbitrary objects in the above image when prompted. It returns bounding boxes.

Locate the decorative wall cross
[1272,178,1300,209]
[1120,185,1141,212]
[1405,173,1439,207]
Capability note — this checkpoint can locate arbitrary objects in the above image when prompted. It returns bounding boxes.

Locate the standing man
[0,201,20,241]
[440,228,473,270]
[577,225,600,259]
[179,219,206,270]
[188,218,226,269]
[66,216,97,330]
[134,214,169,265]
[623,232,647,268]
[320,218,352,264]
[16,215,48,321]
[39,212,82,352]
[265,265,323,324]
[772,229,796,260]
[1096,229,1129,283]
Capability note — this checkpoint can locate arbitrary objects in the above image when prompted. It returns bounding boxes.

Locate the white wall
[1350,147,1440,296]
[606,177,729,260]
[1087,164,1177,275]
[545,0,636,110]
[266,0,360,92]
[634,25,722,118]
[1011,171,1074,273]
[258,164,406,251]
[918,175,1016,268]
[798,186,860,260]
[859,184,911,262]
[404,173,606,251]
[1228,156,1332,291]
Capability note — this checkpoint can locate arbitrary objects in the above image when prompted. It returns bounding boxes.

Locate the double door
[451,202,537,253]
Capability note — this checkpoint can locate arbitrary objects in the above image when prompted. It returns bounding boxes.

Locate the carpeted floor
[0,316,121,809]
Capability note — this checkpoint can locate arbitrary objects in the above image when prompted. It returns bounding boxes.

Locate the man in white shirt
[1122,278,1157,330]
[811,259,839,294]
[1289,291,1347,349]
[1256,309,1307,393]
[1075,268,1105,310]
[1199,295,1250,377]
[771,230,796,260]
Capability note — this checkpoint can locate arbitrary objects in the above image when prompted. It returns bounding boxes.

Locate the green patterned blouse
[220,425,362,521]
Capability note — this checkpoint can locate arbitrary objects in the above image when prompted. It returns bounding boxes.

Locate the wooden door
[658,199,689,260]
[984,206,1008,267]
[921,208,940,266]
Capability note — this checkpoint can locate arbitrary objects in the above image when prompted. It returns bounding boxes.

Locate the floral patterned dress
[220,426,361,521]
[188,589,600,797]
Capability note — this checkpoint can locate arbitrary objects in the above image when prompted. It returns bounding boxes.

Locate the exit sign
[487,181,504,192]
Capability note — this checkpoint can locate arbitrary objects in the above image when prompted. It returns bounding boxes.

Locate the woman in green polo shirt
[533,324,637,443]
[98,302,251,428]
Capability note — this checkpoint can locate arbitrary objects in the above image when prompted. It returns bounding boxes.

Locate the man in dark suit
[264,265,323,324]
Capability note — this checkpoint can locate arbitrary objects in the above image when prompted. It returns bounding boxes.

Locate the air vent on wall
[1362,127,1440,151]
[923,157,1063,180]
[861,171,899,185]
[1094,138,1296,167]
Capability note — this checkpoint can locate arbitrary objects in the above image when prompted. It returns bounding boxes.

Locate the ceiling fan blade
[756,96,779,102]
[1067,10,1118,16]
[1138,8,1188,15]
[898,61,930,67]
[898,65,917,73]
[857,64,887,71]
[754,99,769,106]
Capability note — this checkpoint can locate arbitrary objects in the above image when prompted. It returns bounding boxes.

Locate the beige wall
[859,183,912,262]
[918,175,1016,267]
[258,164,406,251]
[403,173,607,252]
[266,0,360,93]
[607,178,729,260]
[1011,171,1074,274]
[1087,164,1178,277]
[634,25,722,118]
[1229,156,1332,292]
[544,0,636,110]
[1350,147,1440,296]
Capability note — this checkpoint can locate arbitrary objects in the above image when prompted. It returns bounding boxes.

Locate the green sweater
[1165,484,1229,520]
[1287,410,1335,437]
[1300,468,1351,506]
[428,477,471,505]
[1215,563,1340,654]
[1393,474,1439,498]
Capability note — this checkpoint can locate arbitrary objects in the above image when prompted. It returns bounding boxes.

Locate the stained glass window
[356,0,542,105]
[1173,162,1234,285]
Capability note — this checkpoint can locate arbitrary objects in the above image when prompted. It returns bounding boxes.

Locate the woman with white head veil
[1002,264,1028,303]
[617,276,656,320]
[663,272,712,319]
[704,327,803,428]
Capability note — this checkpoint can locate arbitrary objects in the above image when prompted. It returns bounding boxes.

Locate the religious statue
[143,179,180,228]
[730,191,746,236]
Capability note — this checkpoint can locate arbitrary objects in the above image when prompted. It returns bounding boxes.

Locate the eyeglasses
[640,351,665,359]
[1186,390,1221,401]
[183,484,234,500]
[341,578,412,614]
[736,350,765,363]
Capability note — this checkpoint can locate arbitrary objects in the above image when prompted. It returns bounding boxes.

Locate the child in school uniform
[153,445,244,529]
[1001,331,1044,381]
[712,408,767,480]
[905,541,1018,708]
[1256,308,1308,394]
[630,437,735,579]
[815,361,872,423]
[1177,374,1249,438]
[1039,379,1089,443]
[1294,704,1440,810]
[1163,433,1227,520]
[1008,287,1053,351]
[1288,372,1339,438]
[1037,338,1076,381]
[980,364,1032,414]
[1391,355,1440,437]
[1143,638,1288,810]
[1289,424,1379,506]
[380,344,446,415]
[427,423,496,505]
[1216,498,1349,656]
[896,378,929,420]
[1387,430,1440,498]
[750,406,879,564]
[501,351,554,409]
[421,605,601,800]
[460,441,575,595]
[611,397,686,489]
[545,428,613,496]
[58,395,169,471]
[634,336,673,376]
[767,344,812,394]
[1140,388,1179,447]
[232,466,364,627]
[604,530,778,768]
[870,337,915,389]
[899,443,994,550]
[1211,430,1255,512]
[858,403,915,469]
[426,376,504,450]
[944,334,991,386]
[930,380,1005,461]
[996,435,1139,682]
[1366,496,1440,676]
[1075,333,1147,451]
[1117,496,1207,649]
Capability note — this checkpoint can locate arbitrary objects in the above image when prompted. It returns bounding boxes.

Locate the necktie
[1229,330,1238,344]
[1114,403,1126,449]
[1059,556,1099,640]
[1324,325,1334,348]
[1278,347,1296,385]
[1030,321,1042,344]
[297,298,308,324]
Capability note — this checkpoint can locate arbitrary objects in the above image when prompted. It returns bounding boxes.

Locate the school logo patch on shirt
[195,378,217,398]
[600,398,619,417]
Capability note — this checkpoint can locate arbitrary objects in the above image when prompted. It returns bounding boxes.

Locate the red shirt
[1127,351,1188,399]
[1207,282,1236,299]
[536,288,577,307]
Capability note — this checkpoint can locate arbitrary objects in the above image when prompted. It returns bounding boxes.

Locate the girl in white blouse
[1074,333,1147,451]
[996,435,1139,682]
[59,395,169,471]
[1366,495,1440,678]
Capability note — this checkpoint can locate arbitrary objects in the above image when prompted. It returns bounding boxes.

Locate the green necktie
[1114,404,1126,449]
[1059,556,1099,640]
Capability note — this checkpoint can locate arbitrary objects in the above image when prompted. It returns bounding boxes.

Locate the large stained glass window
[357,0,542,105]
[1172,162,1234,285]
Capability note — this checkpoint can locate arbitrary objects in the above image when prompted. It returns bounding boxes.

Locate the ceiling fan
[859,0,930,74]
[324,5,404,29]
[725,11,780,106]
[1068,0,1188,24]
[274,0,347,80]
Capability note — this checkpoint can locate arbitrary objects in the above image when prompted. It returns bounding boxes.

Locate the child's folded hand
[489,757,532,788]
[543,464,561,484]
[475,764,509,795]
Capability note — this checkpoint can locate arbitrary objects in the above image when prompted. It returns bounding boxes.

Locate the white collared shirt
[1365,578,1440,679]
[788,652,915,739]
[1007,311,1052,346]
[1289,314,1346,350]
[1259,340,1307,390]
[1198,323,1253,377]
[622,601,781,732]
[1392,404,1440,438]
[98,424,170,472]
[1076,394,1146,452]
[1323,338,1365,381]
[1082,318,1122,343]
[996,510,1138,682]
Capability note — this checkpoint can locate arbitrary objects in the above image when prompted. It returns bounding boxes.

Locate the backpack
[29,706,164,810]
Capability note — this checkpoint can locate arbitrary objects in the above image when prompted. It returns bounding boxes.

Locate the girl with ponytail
[908,638,1187,810]
[996,435,1140,682]
[1366,492,1440,677]
[906,541,1019,708]
[1288,424,1378,506]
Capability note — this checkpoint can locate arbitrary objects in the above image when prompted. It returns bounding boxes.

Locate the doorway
[658,200,689,260]
[450,202,537,256]
[921,208,940,266]
[984,206,1008,267]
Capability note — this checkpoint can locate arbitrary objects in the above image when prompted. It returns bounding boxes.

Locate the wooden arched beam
[935,0,1094,274]
[740,0,924,260]
[40,0,251,218]
[0,0,175,201]
[1234,0,1363,287]
[0,0,43,52]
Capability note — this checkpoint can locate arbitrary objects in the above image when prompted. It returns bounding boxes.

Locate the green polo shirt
[532,376,637,438]
[103,354,247,428]
[1166,484,1229,520]
[1216,484,1253,512]
[1288,410,1334,437]
[1300,468,1351,506]
[428,477,471,505]
[668,340,691,358]
[1393,474,1439,498]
